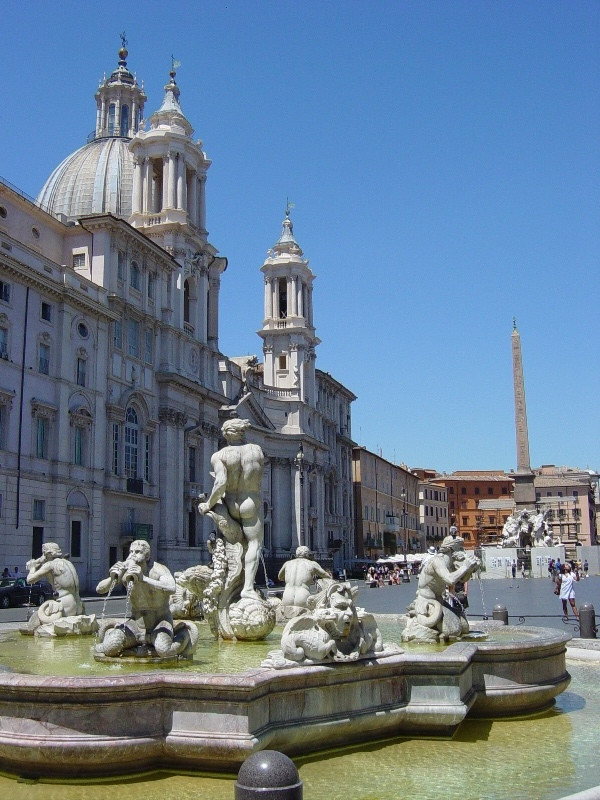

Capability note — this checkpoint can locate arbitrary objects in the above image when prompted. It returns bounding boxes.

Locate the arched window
[108,104,116,135]
[124,407,139,479]
[120,104,129,136]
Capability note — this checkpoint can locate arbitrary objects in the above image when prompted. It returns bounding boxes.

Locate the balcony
[121,522,154,541]
[126,478,144,495]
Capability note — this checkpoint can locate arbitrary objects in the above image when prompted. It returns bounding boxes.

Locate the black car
[0,577,54,609]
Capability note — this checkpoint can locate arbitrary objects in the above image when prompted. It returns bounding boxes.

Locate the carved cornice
[31,399,57,419]
[158,406,187,427]
[0,388,15,410]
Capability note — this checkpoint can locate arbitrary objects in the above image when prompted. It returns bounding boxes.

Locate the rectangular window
[72,252,86,270]
[144,328,153,363]
[144,433,151,483]
[188,446,196,483]
[488,487,493,495]
[70,521,82,559]
[278,354,287,370]
[462,517,468,526]
[0,405,6,449]
[38,343,50,374]
[0,326,7,358]
[130,261,141,291]
[117,250,126,281]
[112,423,120,474]
[74,426,84,466]
[33,499,45,520]
[489,516,496,524]
[76,357,86,387]
[147,272,155,300]
[474,487,480,495]
[188,510,196,547]
[113,320,122,350]
[41,301,52,322]
[0,280,10,303]
[0,493,3,518]
[128,319,139,358]
[32,527,44,559]
[36,417,48,458]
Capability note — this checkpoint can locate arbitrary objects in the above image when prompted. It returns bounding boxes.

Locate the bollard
[492,604,509,625]
[579,602,597,639]
[235,750,303,800]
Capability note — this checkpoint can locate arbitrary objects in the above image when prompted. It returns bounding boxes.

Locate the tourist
[13,566,20,579]
[548,559,555,578]
[520,560,526,579]
[556,563,579,621]
[511,558,517,579]
[583,559,589,578]
[1,567,10,579]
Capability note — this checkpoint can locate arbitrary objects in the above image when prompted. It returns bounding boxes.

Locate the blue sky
[2,1,598,473]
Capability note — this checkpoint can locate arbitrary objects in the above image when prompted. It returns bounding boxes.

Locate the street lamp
[294,442,305,546]
[401,488,407,556]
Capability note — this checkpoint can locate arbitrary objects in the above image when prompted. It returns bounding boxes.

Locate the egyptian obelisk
[511,319,536,509]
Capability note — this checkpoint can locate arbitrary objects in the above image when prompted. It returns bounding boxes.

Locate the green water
[0,661,596,800]
[0,618,542,677]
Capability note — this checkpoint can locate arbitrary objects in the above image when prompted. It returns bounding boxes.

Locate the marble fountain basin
[0,621,570,778]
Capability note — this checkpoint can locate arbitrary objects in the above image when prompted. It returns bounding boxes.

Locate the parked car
[0,577,54,609]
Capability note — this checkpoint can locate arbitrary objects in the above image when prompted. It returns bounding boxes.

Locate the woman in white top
[558,563,579,621]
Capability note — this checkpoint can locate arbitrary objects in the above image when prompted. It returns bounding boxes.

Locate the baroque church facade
[0,44,355,590]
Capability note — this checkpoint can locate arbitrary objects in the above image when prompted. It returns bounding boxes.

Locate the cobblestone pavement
[355,574,600,634]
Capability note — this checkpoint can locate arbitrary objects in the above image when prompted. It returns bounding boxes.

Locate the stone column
[161,155,169,212]
[177,155,186,210]
[207,275,220,347]
[188,173,198,226]
[144,158,153,214]
[265,277,273,320]
[198,174,207,232]
[132,158,142,214]
[168,152,177,209]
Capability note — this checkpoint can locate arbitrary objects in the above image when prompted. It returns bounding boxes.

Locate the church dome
[37,137,134,219]
[36,40,145,221]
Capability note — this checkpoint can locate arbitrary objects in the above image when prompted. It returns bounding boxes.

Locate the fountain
[0,423,572,779]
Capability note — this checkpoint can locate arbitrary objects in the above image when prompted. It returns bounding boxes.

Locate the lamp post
[294,442,305,546]
[401,488,407,557]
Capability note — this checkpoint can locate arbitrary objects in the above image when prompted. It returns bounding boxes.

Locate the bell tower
[128,63,226,351]
[257,208,320,405]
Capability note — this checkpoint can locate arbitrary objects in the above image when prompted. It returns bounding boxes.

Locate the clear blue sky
[2,1,598,473]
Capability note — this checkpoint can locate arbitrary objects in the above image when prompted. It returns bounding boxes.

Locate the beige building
[352,448,422,560]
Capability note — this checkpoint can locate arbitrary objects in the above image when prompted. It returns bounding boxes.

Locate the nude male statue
[96,540,192,658]
[278,546,331,608]
[25,542,83,627]
[198,418,264,600]
[403,535,481,641]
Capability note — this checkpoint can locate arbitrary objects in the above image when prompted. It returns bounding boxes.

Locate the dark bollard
[579,602,597,639]
[235,750,303,800]
[492,604,509,625]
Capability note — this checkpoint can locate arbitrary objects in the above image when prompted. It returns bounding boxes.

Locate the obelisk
[511,319,536,509]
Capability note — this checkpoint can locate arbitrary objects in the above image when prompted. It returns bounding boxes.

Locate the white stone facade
[0,46,355,588]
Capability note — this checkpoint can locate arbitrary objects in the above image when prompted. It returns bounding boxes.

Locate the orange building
[428,471,514,548]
